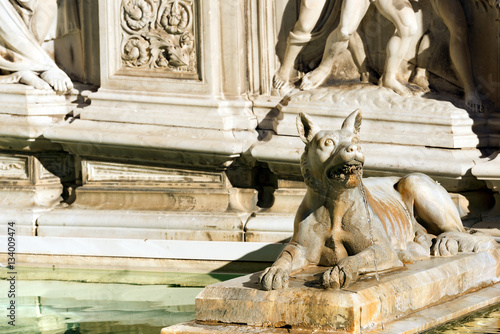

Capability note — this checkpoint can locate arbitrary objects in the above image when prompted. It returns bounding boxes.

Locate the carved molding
[120,0,198,77]
[83,160,225,188]
[0,156,28,180]
[0,154,71,187]
[0,162,23,171]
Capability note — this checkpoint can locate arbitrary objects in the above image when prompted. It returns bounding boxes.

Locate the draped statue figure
[0,0,73,94]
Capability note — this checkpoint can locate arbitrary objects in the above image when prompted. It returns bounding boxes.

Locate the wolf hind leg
[396,173,464,235]
[396,173,497,256]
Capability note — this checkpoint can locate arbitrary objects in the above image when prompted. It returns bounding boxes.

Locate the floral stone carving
[121,0,197,76]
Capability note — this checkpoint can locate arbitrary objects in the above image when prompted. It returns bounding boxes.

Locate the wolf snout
[341,144,364,163]
[346,144,360,153]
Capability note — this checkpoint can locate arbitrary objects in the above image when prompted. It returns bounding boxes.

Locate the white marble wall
[0,0,499,269]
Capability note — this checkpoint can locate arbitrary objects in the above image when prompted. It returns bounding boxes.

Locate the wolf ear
[297,113,321,144]
[341,109,362,134]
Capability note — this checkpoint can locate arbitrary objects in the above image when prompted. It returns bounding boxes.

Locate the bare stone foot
[381,76,412,96]
[300,67,329,90]
[273,65,294,90]
[18,71,52,90]
[411,74,430,92]
[289,69,304,83]
[277,81,296,96]
[40,67,73,94]
[465,90,483,112]
[360,71,370,83]
[273,68,304,90]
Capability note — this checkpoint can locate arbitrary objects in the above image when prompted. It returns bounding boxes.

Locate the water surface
[0,279,201,333]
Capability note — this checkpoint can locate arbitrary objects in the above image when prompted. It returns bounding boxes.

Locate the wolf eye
[352,137,360,144]
[324,139,335,147]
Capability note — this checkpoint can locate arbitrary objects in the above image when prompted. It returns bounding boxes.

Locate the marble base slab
[43,119,248,169]
[36,210,249,242]
[2,236,286,262]
[0,83,77,116]
[254,85,489,149]
[167,249,500,333]
[162,283,500,334]
[82,89,257,131]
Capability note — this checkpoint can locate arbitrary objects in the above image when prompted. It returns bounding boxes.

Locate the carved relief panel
[120,0,199,79]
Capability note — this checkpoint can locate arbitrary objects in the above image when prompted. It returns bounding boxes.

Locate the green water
[0,267,242,334]
[0,268,499,333]
[424,303,500,334]
[0,280,202,333]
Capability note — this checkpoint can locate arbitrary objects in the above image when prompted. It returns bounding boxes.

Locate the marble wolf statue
[261,110,496,291]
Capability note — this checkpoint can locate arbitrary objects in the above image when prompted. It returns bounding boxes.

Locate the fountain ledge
[162,248,500,333]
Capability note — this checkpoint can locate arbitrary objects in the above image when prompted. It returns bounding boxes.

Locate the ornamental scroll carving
[0,162,23,171]
[120,0,197,76]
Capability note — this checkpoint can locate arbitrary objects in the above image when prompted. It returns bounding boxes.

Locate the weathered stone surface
[194,249,500,332]
[162,284,500,334]
[36,210,248,242]
[0,84,77,116]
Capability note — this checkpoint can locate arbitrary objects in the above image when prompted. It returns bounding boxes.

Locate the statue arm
[0,0,54,69]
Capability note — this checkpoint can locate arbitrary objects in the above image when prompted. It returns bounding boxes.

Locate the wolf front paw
[260,266,290,291]
[321,265,359,290]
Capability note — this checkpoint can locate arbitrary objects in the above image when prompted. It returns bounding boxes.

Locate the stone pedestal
[471,152,500,236]
[163,249,500,333]
[0,85,79,237]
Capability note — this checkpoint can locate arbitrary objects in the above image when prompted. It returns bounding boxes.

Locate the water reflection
[0,280,201,334]
[424,303,500,334]
[0,278,499,333]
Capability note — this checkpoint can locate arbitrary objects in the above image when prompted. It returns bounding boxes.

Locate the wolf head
[297,110,365,190]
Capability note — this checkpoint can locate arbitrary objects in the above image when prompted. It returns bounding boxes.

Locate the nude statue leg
[274,0,328,90]
[348,31,370,83]
[375,0,418,96]
[32,0,74,93]
[300,0,371,90]
[431,0,482,112]
[412,32,432,91]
